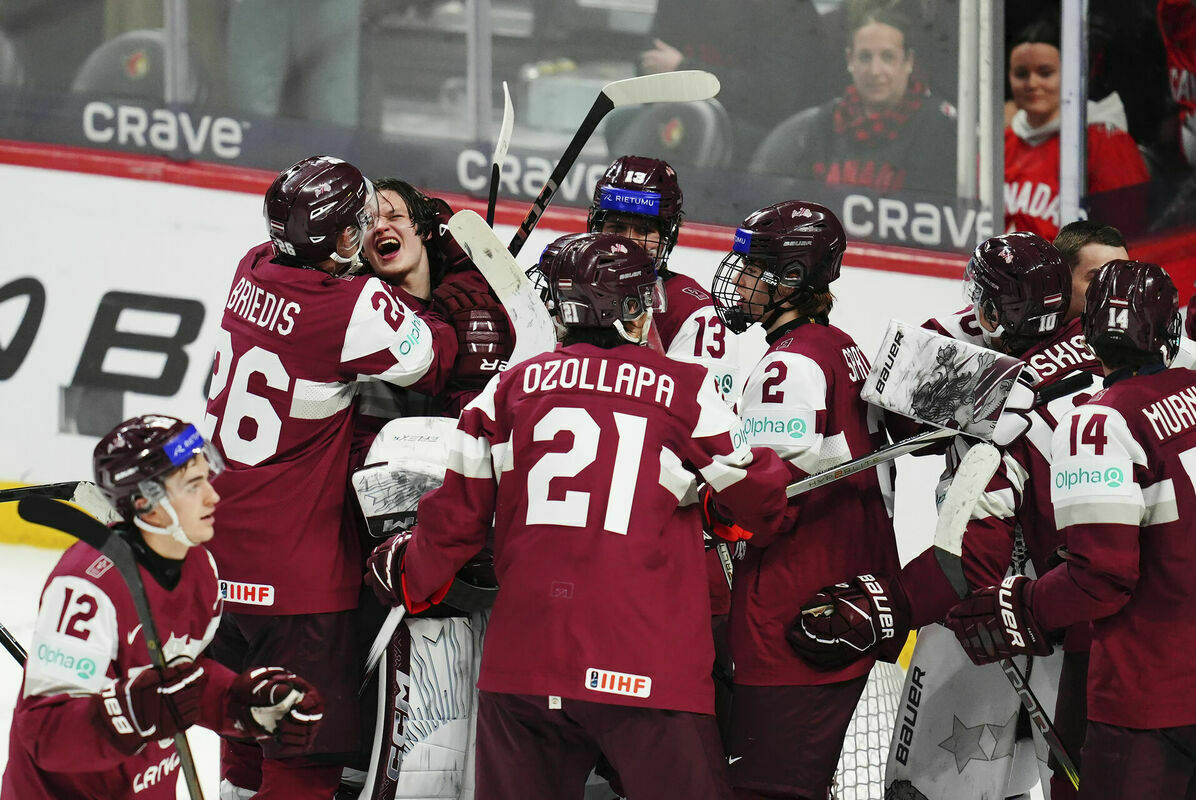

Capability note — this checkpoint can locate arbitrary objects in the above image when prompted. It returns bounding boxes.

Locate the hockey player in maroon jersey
[945,259,1196,799]
[2,415,324,800]
[365,232,795,800]
[588,156,740,743]
[204,156,458,798]
[708,200,899,799]
[587,155,739,401]
[791,232,1102,798]
[362,178,514,418]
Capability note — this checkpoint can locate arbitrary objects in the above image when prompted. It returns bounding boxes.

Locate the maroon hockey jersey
[2,537,237,800]
[730,320,899,686]
[1032,366,1196,729]
[401,342,794,715]
[206,242,457,614]
[655,272,740,400]
[899,319,1103,643]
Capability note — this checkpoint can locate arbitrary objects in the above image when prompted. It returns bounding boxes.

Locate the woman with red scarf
[749,8,957,196]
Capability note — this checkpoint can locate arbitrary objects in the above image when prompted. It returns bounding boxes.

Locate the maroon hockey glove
[229,666,324,749]
[699,484,753,543]
[787,575,910,670]
[95,660,207,755]
[365,530,414,608]
[944,575,1053,665]
[426,197,474,274]
[432,271,514,391]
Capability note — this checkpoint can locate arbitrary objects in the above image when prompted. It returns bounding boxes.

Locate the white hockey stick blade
[491,81,514,167]
[602,70,720,107]
[449,210,556,364]
[365,604,406,676]
[932,443,1001,557]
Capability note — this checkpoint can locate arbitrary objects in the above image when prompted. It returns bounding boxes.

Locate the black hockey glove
[229,666,324,749]
[944,575,1053,665]
[96,660,207,755]
[788,575,910,670]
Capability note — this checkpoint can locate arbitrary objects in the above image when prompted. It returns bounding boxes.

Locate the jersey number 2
[526,407,646,535]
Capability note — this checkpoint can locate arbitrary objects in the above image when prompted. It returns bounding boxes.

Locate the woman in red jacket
[1005,18,1150,239]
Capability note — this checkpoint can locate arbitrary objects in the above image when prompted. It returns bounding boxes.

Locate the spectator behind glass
[1159,0,1196,166]
[1004,18,1149,239]
[748,7,957,196]
[226,0,361,125]
[639,0,844,164]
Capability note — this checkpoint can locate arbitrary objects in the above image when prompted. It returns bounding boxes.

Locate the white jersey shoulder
[738,350,826,473]
[1049,403,1147,528]
[664,307,741,402]
[25,575,119,698]
[342,275,434,385]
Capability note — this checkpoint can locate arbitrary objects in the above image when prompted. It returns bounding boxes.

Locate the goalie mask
[587,156,684,270]
[93,415,224,547]
[711,200,846,334]
[537,232,666,344]
[264,155,378,269]
[1082,259,1181,365]
[963,232,1070,346]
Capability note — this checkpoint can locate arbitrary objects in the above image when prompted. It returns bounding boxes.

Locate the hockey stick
[449,209,557,364]
[17,496,206,800]
[506,70,721,257]
[364,606,406,677]
[0,480,122,525]
[931,444,1081,791]
[0,621,27,666]
[485,81,514,228]
[785,427,956,498]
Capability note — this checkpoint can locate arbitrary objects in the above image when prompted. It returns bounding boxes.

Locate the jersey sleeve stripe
[691,377,740,439]
[289,379,356,420]
[1142,478,1179,526]
[658,446,698,504]
[450,431,493,480]
[1055,499,1144,527]
[973,486,1017,520]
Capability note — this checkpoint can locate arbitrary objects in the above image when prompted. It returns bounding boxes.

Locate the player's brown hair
[1052,221,1127,272]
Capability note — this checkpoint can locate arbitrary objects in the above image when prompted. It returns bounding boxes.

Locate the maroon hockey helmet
[1082,259,1181,363]
[264,155,377,265]
[587,156,684,268]
[537,232,664,330]
[963,232,1070,343]
[711,200,846,333]
[93,415,223,519]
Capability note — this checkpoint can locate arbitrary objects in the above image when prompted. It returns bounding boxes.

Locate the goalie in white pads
[366,232,795,800]
[791,232,1102,799]
[709,200,900,798]
[945,259,1196,800]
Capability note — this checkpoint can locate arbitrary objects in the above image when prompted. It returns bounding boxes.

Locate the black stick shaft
[507,93,614,258]
[0,621,26,665]
[0,482,80,503]
[486,164,501,227]
[1000,658,1080,790]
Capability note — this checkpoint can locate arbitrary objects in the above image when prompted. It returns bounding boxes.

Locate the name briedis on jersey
[521,356,675,407]
[225,274,301,335]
